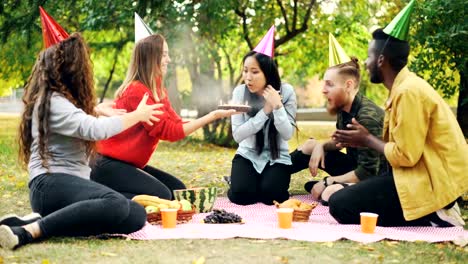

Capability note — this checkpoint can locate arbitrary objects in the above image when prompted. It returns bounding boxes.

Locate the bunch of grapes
[203,209,242,223]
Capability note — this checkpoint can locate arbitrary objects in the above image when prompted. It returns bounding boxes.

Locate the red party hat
[39,6,69,48]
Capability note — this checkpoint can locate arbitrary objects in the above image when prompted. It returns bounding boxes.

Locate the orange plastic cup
[277,208,294,229]
[360,212,378,234]
[161,208,178,228]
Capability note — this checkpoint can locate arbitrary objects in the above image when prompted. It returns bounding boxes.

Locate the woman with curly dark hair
[0,33,163,250]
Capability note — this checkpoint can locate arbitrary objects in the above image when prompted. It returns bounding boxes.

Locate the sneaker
[0,225,34,250]
[0,213,41,227]
[304,180,319,193]
[430,202,465,227]
[223,176,231,185]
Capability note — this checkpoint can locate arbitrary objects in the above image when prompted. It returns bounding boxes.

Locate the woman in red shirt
[90,34,236,199]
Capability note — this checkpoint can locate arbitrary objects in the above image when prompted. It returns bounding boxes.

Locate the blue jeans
[29,173,146,238]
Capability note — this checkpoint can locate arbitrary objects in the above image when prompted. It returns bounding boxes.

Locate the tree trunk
[456,70,468,139]
[100,54,118,102]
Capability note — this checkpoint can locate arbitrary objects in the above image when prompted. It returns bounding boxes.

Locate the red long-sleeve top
[97,81,185,168]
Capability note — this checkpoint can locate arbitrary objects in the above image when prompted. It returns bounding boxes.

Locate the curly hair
[18,33,97,168]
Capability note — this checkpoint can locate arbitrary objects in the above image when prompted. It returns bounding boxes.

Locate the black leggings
[289,149,356,176]
[227,155,291,205]
[29,173,146,238]
[90,154,186,200]
[328,174,446,227]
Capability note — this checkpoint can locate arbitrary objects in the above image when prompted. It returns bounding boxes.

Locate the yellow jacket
[383,67,468,220]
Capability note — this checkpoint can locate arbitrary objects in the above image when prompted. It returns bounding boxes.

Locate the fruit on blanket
[274,199,317,211]
[179,199,192,211]
[169,201,182,210]
[299,203,313,210]
[203,209,242,224]
[132,195,181,210]
[145,205,159,213]
[173,187,218,213]
[158,204,169,210]
[278,199,301,209]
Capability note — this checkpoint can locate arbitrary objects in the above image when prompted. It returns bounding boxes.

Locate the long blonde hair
[115,34,166,100]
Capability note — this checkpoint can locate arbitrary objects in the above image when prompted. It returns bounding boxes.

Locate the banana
[132,195,162,207]
[133,195,181,210]
[157,204,169,209]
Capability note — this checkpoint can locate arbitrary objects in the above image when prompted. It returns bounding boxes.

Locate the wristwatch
[323,176,330,187]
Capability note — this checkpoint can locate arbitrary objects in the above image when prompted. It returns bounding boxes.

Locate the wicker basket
[292,208,313,222]
[274,201,318,222]
[147,205,196,225]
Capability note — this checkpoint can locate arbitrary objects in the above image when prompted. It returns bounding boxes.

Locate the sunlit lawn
[0,115,466,263]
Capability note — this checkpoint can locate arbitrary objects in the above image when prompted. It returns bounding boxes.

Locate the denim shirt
[231,83,297,173]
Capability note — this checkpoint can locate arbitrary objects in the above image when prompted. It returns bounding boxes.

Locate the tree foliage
[0,0,465,140]
[411,0,467,137]
[411,0,466,98]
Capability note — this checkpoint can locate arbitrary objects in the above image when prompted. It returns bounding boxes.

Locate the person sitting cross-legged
[290,56,387,204]
[0,25,162,249]
[330,28,467,227]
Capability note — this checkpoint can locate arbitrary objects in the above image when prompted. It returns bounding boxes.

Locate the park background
[0,0,466,142]
[0,0,466,263]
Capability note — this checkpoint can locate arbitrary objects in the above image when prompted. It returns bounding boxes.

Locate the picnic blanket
[124,195,468,244]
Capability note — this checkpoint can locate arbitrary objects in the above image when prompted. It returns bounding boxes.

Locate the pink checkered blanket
[124,195,467,244]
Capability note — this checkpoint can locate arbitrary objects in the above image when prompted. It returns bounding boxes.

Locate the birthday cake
[217,104,251,112]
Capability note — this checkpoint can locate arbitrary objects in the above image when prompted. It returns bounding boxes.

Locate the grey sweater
[28,93,123,181]
[231,83,297,173]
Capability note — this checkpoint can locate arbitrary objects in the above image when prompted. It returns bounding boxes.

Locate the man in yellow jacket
[330,28,468,227]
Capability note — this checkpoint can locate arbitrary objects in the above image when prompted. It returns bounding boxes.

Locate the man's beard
[369,63,384,83]
[326,99,346,116]
[326,103,338,115]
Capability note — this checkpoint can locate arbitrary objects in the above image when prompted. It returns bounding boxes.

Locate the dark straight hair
[242,51,281,159]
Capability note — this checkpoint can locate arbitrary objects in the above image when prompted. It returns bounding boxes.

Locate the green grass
[0,115,466,264]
